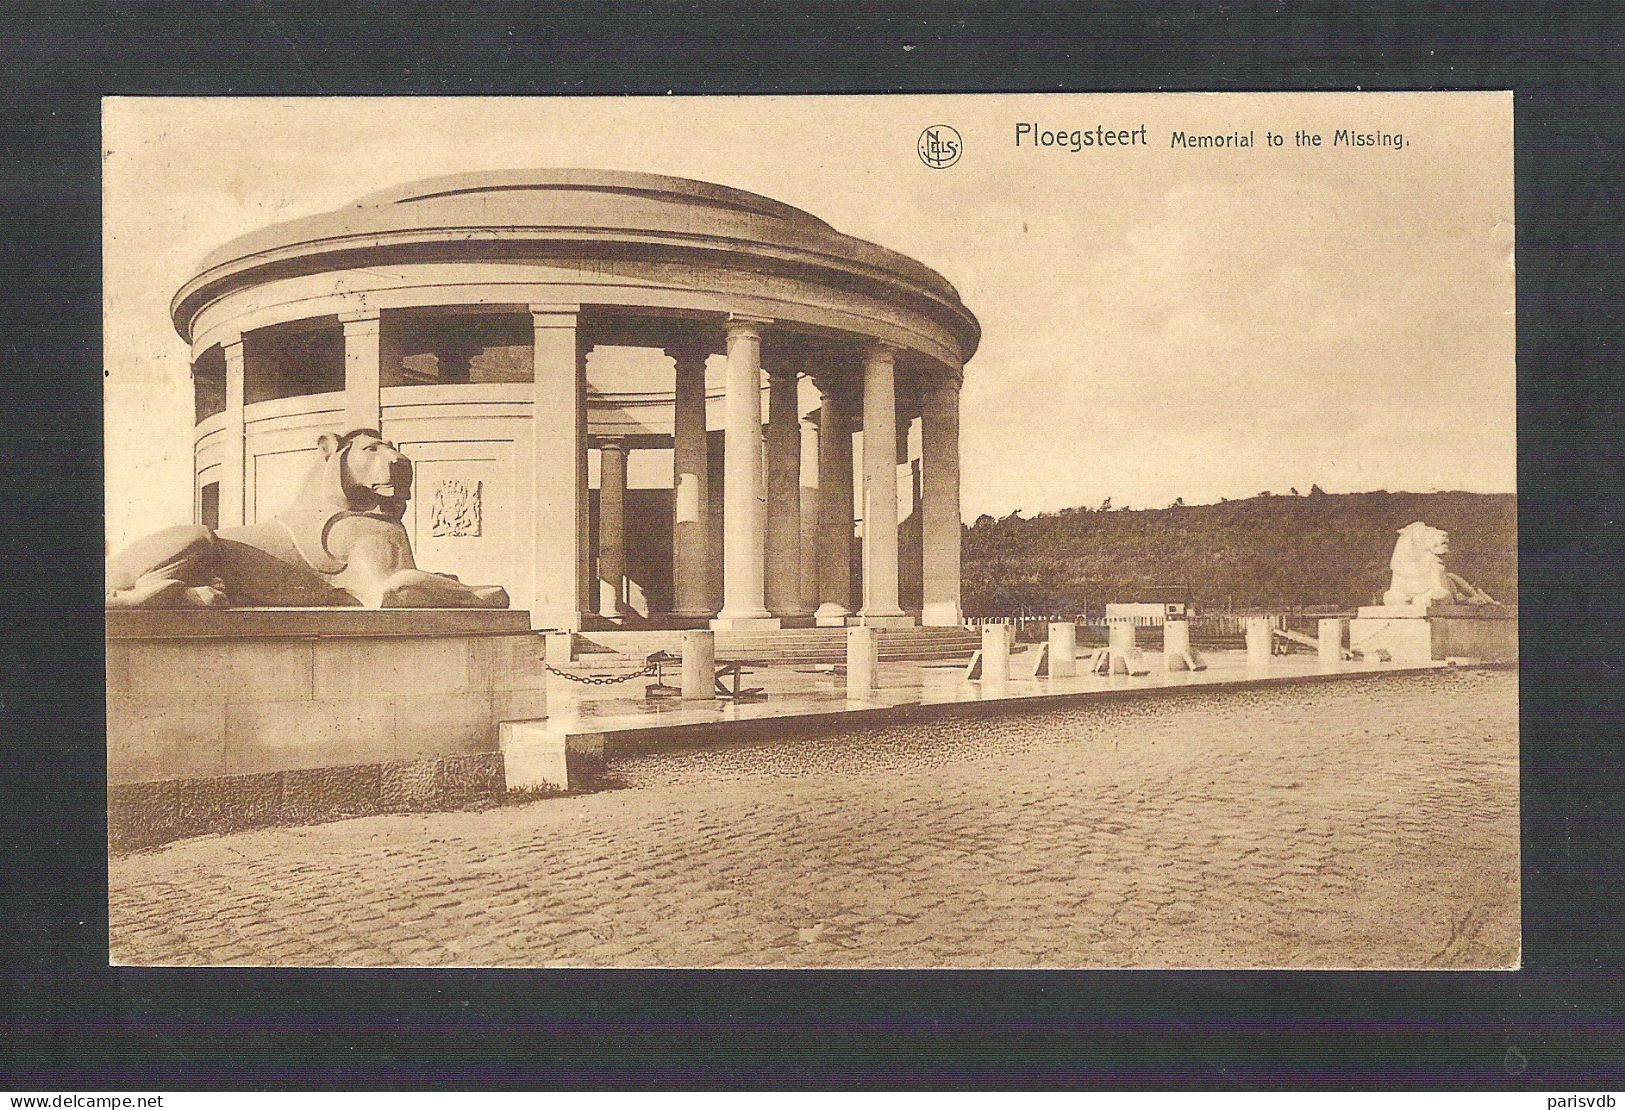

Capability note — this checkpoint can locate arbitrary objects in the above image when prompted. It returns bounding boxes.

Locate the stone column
[706,430,725,614]
[813,383,854,626]
[858,344,911,627]
[920,376,964,626]
[219,335,247,527]
[764,365,807,620]
[712,316,778,629]
[339,309,382,432]
[531,305,588,631]
[596,438,628,619]
[798,415,821,614]
[576,345,593,615]
[668,344,713,619]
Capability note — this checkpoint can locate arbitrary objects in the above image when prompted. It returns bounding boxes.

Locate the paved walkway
[109,668,1519,968]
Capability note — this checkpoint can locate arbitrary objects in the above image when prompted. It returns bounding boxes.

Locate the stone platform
[1350,602,1518,664]
[567,625,983,666]
[107,607,547,849]
[537,647,1465,764]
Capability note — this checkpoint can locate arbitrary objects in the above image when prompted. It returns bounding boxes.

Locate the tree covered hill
[961,489,1517,614]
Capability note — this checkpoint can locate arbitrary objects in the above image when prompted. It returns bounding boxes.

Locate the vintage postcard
[103,93,1516,968]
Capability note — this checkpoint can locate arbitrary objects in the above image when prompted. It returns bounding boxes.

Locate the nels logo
[917,125,962,169]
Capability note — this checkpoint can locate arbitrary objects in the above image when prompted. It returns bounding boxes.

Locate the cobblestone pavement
[109,668,1519,968]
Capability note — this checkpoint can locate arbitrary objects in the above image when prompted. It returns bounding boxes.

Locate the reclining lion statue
[1381,520,1500,608]
[107,428,509,610]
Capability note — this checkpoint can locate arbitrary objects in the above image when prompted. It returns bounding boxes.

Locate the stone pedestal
[107,608,546,849]
[1350,604,1432,663]
[1351,603,1518,663]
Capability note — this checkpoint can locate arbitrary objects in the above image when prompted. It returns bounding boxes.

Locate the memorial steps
[563,626,982,668]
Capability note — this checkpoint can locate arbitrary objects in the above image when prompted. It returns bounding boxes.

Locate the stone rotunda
[171,169,981,633]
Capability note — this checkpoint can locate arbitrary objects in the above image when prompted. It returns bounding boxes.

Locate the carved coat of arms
[429,478,482,537]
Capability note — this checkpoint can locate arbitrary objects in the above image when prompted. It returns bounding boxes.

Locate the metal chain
[543,660,661,685]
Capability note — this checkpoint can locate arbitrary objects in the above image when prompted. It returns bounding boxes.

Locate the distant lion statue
[1381,521,1500,608]
[107,428,509,610]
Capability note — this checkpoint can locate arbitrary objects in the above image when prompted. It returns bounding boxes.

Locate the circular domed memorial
[173,169,981,633]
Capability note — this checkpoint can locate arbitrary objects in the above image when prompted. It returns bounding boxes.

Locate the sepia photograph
[102,91,1518,969]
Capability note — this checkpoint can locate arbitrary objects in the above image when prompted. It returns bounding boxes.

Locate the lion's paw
[184,584,230,609]
[471,585,510,608]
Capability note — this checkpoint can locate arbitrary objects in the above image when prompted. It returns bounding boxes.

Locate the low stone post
[1108,620,1137,659]
[1164,618,1201,671]
[681,629,715,700]
[980,623,1011,684]
[1047,621,1077,678]
[846,625,878,695]
[1246,617,1274,667]
[1318,617,1347,669]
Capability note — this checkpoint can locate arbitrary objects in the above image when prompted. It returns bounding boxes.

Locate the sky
[103,92,1514,548]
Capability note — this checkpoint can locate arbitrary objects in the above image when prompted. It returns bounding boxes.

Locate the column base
[814,604,852,628]
[857,612,916,629]
[921,603,965,628]
[710,614,783,631]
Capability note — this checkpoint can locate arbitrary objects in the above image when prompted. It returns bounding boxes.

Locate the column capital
[595,436,628,453]
[338,308,381,327]
[219,331,245,354]
[724,313,773,341]
[861,340,900,363]
[665,341,715,371]
[530,303,583,326]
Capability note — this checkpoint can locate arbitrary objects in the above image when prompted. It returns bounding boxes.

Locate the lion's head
[1382,520,1453,606]
[1391,521,1450,571]
[295,428,414,522]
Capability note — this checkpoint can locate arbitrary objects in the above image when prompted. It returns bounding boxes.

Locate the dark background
[1,0,1620,1088]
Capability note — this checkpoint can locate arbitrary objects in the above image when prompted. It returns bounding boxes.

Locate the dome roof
[171,168,979,362]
